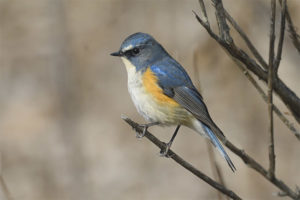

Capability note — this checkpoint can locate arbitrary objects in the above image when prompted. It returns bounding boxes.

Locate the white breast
[121,58,156,122]
[121,58,192,125]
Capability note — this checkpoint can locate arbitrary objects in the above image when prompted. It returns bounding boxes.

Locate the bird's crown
[120,32,155,52]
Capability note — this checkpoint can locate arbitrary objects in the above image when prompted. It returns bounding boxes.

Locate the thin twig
[193,5,300,198]
[268,0,276,179]
[223,139,299,200]
[198,0,209,26]
[231,58,300,140]
[194,3,300,124]
[278,0,300,53]
[224,9,268,70]
[121,115,242,200]
[274,0,287,74]
[193,10,300,140]
[211,0,232,43]
[123,115,300,199]
[193,11,267,87]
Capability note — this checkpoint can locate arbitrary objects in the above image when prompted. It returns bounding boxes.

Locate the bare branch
[224,9,268,70]
[192,10,220,42]
[211,0,232,43]
[198,0,209,27]
[274,0,287,74]
[193,3,300,124]
[268,0,276,179]
[223,139,300,200]
[193,6,299,197]
[123,115,300,199]
[231,58,300,140]
[194,1,300,133]
[122,115,242,200]
[278,0,300,53]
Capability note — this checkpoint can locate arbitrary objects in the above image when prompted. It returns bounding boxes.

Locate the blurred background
[1,0,300,199]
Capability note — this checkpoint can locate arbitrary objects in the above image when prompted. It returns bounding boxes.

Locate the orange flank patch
[142,67,179,106]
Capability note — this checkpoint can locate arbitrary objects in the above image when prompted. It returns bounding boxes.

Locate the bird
[111,32,235,171]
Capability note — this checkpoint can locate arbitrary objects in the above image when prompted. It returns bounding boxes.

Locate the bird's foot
[136,122,159,138]
[159,142,172,158]
[136,124,148,138]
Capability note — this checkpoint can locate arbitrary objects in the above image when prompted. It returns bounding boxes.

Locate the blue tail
[202,124,236,172]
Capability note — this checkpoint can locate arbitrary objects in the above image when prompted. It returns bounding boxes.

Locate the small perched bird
[111,32,235,171]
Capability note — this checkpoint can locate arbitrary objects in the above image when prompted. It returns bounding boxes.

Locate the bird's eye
[132,48,140,55]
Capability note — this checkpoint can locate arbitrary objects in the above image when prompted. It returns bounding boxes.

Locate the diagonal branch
[278,0,300,53]
[230,58,300,140]
[193,1,300,124]
[211,0,232,43]
[267,0,276,179]
[193,10,300,140]
[198,0,209,27]
[121,115,242,200]
[223,139,299,199]
[122,116,300,200]
[274,0,287,74]
[224,9,268,70]
[192,2,300,198]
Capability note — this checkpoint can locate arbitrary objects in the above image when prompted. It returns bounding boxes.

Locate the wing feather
[172,86,225,139]
[150,58,224,140]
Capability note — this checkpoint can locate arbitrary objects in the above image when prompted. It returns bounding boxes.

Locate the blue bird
[111,32,235,171]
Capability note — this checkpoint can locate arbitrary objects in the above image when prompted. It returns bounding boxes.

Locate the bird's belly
[126,69,191,125]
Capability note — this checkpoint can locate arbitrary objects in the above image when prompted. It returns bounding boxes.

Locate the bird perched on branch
[111,32,235,171]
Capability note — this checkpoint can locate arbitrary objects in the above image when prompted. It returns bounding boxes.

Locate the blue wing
[150,57,223,138]
[150,57,198,96]
[150,57,235,171]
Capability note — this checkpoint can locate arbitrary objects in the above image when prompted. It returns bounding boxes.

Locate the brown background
[1,0,300,199]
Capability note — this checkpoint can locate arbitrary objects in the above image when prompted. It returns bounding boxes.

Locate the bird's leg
[160,125,181,157]
[136,122,160,138]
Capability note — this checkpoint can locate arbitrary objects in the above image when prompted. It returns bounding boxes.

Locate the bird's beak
[110,51,122,57]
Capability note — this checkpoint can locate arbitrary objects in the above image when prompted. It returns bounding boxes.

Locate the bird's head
[111,32,167,70]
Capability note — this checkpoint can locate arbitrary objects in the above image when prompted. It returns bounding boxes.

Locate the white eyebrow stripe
[122,44,133,51]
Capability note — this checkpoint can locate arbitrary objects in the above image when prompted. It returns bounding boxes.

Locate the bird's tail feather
[202,124,236,172]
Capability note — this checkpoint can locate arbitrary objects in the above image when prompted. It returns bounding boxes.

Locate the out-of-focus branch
[193,1,300,198]
[230,58,300,140]
[0,155,13,200]
[121,115,242,200]
[193,46,228,200]
[194,0,300,123]
[193,9,300,140]
[0,176,12,200]
[268,0,276,179]
[122,115,299,199]
[206,141,229,200]
[279,0,300,53]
